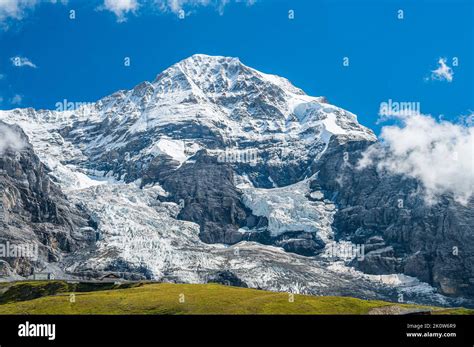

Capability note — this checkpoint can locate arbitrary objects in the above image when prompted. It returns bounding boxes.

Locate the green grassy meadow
[0,281,471,315]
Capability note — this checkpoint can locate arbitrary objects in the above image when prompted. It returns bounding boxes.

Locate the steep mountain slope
[1,54,376,251]
[313,136,474,298]
[0,54,472,307]
[0,121,96,279]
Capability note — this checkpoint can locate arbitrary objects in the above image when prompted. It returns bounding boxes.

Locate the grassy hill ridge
[0,281,472,315]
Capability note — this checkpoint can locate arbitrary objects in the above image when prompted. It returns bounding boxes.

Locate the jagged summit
[153,53,306,97]
[0,54,376,185]
[167,53,244,78]
[2,54,374,144]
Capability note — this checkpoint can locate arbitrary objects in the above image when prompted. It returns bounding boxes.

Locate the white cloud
[155,0,256,16]
[377,99,421,122]
[358,113,474,205]
[10,56,37,68]
[99,0,256,21]
[100,0,139,22]
[161,0,211,13]
[460,111,474,127]
[10,94,23,105]
[2,0,253,25]
[0,0,66,28]
[0,0,37,22]
[0,124,25,154]
[430,58,454,82]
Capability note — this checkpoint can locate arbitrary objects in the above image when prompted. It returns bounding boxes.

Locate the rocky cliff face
[0,121,96,279]
[155,150,268,244]
[0,55,472,306]
[51,54,374,250]
[312,136,474,297]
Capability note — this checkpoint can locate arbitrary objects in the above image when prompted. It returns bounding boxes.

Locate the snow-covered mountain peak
[153,54,305,99]
[0,55,376,189]
[2,55,471,308]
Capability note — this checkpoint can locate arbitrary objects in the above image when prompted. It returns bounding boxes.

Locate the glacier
[0,54,472,308]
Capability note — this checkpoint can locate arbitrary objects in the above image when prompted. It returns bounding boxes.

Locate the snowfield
[0,54,469,307]
[240,176,336,241]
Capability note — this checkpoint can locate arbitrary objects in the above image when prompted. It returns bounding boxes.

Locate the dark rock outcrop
[245,230,325,256]
[0,121,96,278]
[312,136,474,297]
[154,150,267,244]
[207,270,248,288]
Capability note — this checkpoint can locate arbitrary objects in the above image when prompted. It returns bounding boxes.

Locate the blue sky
[0,0,472,134]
